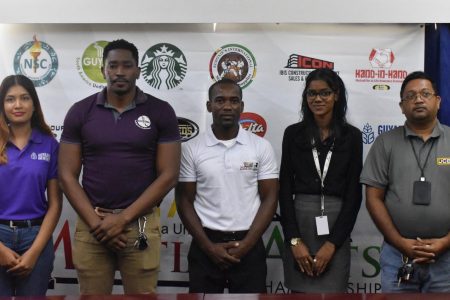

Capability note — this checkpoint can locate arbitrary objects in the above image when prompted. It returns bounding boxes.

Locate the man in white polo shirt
[176,78,278,293]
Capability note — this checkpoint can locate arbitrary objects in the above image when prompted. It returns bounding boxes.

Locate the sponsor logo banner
[355,48,408,84]
[14,35,58,87]
[210,44,256,88]
[141,43,187,90]
[239,112,267,137]
[177,117,199,142]
[279,54,335,82]
[76,40,109,88]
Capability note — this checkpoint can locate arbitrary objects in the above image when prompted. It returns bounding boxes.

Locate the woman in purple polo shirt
[0,75,62,296]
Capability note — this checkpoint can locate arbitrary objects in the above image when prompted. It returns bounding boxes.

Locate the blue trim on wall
[425,24,450,126]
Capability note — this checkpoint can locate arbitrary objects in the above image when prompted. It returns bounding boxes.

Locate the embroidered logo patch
[30,152,51,162]
[135,115,152,129]
[240,161,258,171]
[437,157,450,166]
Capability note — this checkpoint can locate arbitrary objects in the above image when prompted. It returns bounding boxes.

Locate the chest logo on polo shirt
[240,161,258,171]
[135,115,152,130]
[30,152,51,162]
[437,157,450,166]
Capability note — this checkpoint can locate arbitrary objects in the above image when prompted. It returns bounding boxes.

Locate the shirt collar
[95,87,147,106]
[404,120,442,139]
[205,125,248,147]
[29,129,43,144]
[8,128,42,147]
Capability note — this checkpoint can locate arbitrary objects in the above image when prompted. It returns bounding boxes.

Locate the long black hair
[0,75,52,164]
[300,68,348,142]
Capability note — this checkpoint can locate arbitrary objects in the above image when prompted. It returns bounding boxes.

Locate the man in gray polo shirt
[361,71,450,292]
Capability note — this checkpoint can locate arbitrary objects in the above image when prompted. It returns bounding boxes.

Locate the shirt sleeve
[47,137,59,180]
[360,133,389,189]
[60,103,83,144]
[178,141,197,182]
[156,102,181,143]
[257,138,278,180]
[328,127,363,247]
[279,125,302,241]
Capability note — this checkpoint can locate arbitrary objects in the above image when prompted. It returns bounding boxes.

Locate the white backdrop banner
[0,23,424,294]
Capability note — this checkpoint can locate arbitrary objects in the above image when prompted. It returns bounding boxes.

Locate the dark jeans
[188,235,267,293]
[0,224,54,296]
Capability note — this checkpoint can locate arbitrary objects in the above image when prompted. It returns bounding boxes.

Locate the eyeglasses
[402,90,436,102]
[306,89,334,99]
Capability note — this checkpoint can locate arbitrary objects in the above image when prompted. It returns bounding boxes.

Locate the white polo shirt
[179,126,278,231]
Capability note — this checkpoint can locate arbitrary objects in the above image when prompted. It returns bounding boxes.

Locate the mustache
[113,78,129,83]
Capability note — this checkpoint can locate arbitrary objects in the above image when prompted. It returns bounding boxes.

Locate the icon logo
[14,35,58,87]
[141,44,187,90]
[210,44,256,88]
[177,117,199,142]
[239,112,267,137]
[362,123,375,145]
[369,49,394,68]
[285,54,334,70]
[135,115,152,129]
[76,40,109,88]
[279,54,335,83]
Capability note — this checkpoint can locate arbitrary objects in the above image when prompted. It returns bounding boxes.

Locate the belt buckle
[9,220,17,229]
[223,232,237,242]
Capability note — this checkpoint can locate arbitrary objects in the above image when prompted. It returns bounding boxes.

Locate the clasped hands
[90,213,129,252]
[206,240,250,270]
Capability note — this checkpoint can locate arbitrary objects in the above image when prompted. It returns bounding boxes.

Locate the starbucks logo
[209,44,256,89]
[14,35,58,87]
[76,40,109,88]
[141,43,187,90]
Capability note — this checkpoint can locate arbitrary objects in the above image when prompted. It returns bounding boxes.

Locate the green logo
[14,35,58,87]
[76,40,109,88]
[141,43,187,90]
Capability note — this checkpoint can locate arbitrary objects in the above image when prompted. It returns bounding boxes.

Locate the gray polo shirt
[360,121,450,238]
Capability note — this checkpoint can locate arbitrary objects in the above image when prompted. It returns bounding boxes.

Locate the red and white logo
[369,49,395,68]
[355,48,407,84]
[239,112,267,137]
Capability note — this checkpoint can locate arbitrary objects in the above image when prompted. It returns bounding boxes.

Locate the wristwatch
[290,238,302,246]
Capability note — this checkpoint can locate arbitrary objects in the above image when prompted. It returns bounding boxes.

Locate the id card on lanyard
[312,138,334,236]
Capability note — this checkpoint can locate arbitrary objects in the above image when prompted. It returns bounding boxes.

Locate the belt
[204,227,249,242]
[0,218,44,228]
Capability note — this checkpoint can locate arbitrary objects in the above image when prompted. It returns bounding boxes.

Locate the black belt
[0,218,44,228]
[204,227,249,242]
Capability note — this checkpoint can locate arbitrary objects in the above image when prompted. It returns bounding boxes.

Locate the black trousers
[187,229,267,293]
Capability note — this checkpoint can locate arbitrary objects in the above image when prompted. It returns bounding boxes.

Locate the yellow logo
[437,157,450,165]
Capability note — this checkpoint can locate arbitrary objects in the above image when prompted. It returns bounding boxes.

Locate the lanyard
[312,139,334,215]
[409,138,435,181]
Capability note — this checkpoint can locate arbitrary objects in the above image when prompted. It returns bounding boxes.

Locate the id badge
[315,215,330,236]
[412,180,431,205]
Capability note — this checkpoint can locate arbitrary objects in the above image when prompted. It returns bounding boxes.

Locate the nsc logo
[239,112,267,137]
[177,117,199,142]
[14,35,58,87]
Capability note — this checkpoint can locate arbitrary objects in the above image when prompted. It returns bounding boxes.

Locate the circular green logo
[14,37,58,87]
[81,41,109,83]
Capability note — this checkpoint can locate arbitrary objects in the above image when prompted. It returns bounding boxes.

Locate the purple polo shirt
[61,87,180,209]
[0,129,58,220]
